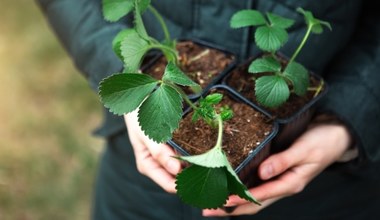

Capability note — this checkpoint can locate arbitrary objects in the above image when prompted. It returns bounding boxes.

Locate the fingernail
[261,163,274,180]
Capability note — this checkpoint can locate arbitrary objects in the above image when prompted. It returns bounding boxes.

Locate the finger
[225,167,310,207]
[141,154,178,193]
[145,139,181,176]
[203,197,279,217]
[132,140,178,193]
[259,140,308,180]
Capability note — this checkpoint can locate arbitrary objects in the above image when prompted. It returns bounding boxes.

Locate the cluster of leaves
[100,62,199,143]
[176,93,259,208]
[100,0,261,209]
[103,0,178,72]
[192,93,233,128]
[230,8,331,108]
[100,0,184,143]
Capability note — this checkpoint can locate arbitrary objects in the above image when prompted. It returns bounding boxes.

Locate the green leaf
[255,26,288,52]
[177,146,259,207]
[120,30,152,72]
[248,57,281,74]
[205,93,223,105]
[230,10,266,28]
[284,62,309,96]
[176,165,229,209]
[102,0,134,22]
[138,84,182,143]
[255,75,290,108]
[225,162,260,205]
[112,29,133,60]
[134,2,149,39]
[99,73,158,115]
[296,7,332,34]
[163,62,200,88]
[220,106,234,121]
[137,0,151,12]
[179,146,229,168]
[193,95,221,122]
[266,12,295,29]
[311,24,323,34]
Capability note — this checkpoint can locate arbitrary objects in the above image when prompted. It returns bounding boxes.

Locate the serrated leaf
[255,26,288,52]
[177,147,259,207]
[120,30,152,72]
[266,12,295,29]
[179,146,229,168]
[102,0,134,22]
[225,162,260,205]
[284,62,309,96]
[176,165,229,209]
[163,62,200,88]
[134,2,149,39]
[230,10,266,28]
[99,73,158,115]
[112,29,133,60]
[138,84,182,143]
[255,75,290,108]
[248,57,281,74]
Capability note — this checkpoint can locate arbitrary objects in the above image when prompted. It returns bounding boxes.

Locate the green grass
[0,1,104,219]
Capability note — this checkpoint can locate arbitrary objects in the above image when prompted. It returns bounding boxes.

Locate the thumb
[259,142,306,180]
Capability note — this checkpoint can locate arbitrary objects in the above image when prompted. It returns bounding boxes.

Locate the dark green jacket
[37,0,380,219]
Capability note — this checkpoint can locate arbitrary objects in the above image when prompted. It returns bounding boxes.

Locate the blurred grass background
[0,1,104,219]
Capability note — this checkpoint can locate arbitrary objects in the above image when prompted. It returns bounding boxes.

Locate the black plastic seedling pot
[222,56,328,153]
[168,85,279,188]
[141,38,237,100]
[270,73,328,152]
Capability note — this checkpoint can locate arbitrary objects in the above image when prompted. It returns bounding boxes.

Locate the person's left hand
[203,123,352,217]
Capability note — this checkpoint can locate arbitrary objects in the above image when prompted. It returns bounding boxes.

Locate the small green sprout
[176,93,259,209]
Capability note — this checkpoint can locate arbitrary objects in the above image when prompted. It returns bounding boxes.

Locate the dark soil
[172,90,273,169]
[145,41,234,94]
[226,57,324,119]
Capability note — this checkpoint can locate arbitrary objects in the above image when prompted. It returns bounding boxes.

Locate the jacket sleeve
[35,0,126,91]
[318,0,380,178]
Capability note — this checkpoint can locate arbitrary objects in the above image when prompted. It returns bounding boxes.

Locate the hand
[203,123,352,216]
[124,110,181,193]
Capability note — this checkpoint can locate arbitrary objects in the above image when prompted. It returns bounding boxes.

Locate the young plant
[100,0,260,209]
[230,8,331,108]
[176,93,260,208]
[100,61,258,208]
[103,0,178,72]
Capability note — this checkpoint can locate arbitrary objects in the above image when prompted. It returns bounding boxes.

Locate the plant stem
[214,114,223,150]
[148,5,171,44]
[288,25,313,65]
[313,79,324,98]
[152,44,179,63]
[167,83,198,110]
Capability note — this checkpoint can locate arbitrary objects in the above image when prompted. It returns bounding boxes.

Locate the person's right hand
[124,110,181,193]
